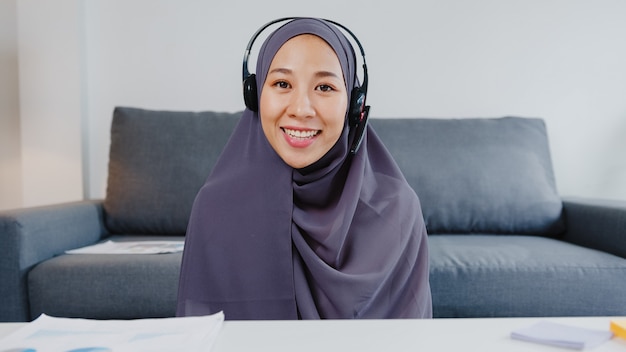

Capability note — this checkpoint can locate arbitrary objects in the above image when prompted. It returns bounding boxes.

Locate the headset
[242,17,371,154]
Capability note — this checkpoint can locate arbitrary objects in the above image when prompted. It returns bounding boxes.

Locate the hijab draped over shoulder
[177,18,432,319]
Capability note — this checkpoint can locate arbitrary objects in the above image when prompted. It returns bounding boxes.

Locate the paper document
[65,240,184,254]
[511,320,613,350]
[0,312,224,352]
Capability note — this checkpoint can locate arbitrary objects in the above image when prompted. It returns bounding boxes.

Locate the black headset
[242,17,371,154]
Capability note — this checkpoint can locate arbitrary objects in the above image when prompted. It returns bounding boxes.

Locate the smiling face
[259,34,348,169]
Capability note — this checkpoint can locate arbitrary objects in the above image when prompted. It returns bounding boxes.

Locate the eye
[273,80,290,89]
[317,84,335,92]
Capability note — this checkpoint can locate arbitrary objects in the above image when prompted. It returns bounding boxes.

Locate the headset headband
[242,17,368,93]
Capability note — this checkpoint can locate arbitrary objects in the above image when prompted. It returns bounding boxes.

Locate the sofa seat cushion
[428,235,626,318]
[27,236,182,320]
[369,117,564,235]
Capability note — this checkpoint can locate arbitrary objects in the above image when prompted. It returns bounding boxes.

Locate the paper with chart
[0,311,224,352]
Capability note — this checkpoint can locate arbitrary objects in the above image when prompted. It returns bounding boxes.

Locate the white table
[2,317,625,351]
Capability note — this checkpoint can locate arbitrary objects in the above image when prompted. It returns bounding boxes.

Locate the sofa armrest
[0,200,106,322]
[562,197,626,259]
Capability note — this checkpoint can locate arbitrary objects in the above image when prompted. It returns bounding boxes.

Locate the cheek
[258,91,277,142]
[326,99,349,140]
[259,90,281,126]
[259,90,273,116]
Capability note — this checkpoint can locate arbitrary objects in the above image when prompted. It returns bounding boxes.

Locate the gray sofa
[2,107,625,322]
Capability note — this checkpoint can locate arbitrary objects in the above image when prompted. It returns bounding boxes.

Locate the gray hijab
[177,18,432,319]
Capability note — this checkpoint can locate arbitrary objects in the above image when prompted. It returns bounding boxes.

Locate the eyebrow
[315,71,341,79]
[268,68,292,75]
[268,68,341,79]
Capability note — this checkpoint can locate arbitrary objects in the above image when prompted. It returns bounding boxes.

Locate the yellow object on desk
[610,320,626,339]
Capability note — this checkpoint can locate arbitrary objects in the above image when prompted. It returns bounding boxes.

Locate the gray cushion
[429,235,626,317]
[104,107,241,235]
[369,117,564,235]
[28,236,182,320]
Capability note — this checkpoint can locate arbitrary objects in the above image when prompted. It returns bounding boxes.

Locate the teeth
[284,128,319,139]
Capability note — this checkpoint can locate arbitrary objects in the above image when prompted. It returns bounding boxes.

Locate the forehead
[271,34,341,67]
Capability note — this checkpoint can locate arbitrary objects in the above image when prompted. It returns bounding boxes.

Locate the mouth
[281,127,321,139]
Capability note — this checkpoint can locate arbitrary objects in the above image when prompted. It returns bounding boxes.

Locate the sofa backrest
[369,117,564,236]
[103,108,564,237]
[103,107,241,235]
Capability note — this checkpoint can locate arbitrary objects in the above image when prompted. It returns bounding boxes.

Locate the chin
[282,154,315,169]
[285,160,310,169]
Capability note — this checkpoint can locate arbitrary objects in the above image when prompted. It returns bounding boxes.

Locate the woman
[177,17,432,319]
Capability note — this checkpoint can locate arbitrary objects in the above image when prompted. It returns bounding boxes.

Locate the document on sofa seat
[65,240,184,254]
[511,320,613,350]
[0,311,224,352]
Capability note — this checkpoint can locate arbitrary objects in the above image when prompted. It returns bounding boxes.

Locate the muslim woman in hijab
[177,17,432,319]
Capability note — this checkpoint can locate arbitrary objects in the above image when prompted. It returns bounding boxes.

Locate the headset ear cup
[349,87,365,126]
[243,74,258,112]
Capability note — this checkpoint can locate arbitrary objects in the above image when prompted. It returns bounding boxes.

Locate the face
[259,34,348,169]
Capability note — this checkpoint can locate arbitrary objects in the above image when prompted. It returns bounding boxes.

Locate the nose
[287,88,314,118]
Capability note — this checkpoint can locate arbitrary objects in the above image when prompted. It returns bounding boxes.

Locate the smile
[282,128,320,139]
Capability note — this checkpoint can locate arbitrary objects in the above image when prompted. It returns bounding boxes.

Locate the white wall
[9,0,626,207]
[16,0,84,207]
[0,0,22,211]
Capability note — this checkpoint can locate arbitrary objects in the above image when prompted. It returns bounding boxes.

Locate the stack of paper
[65,240,184,254]
[511,321,613,350]
[0,312,224,352]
